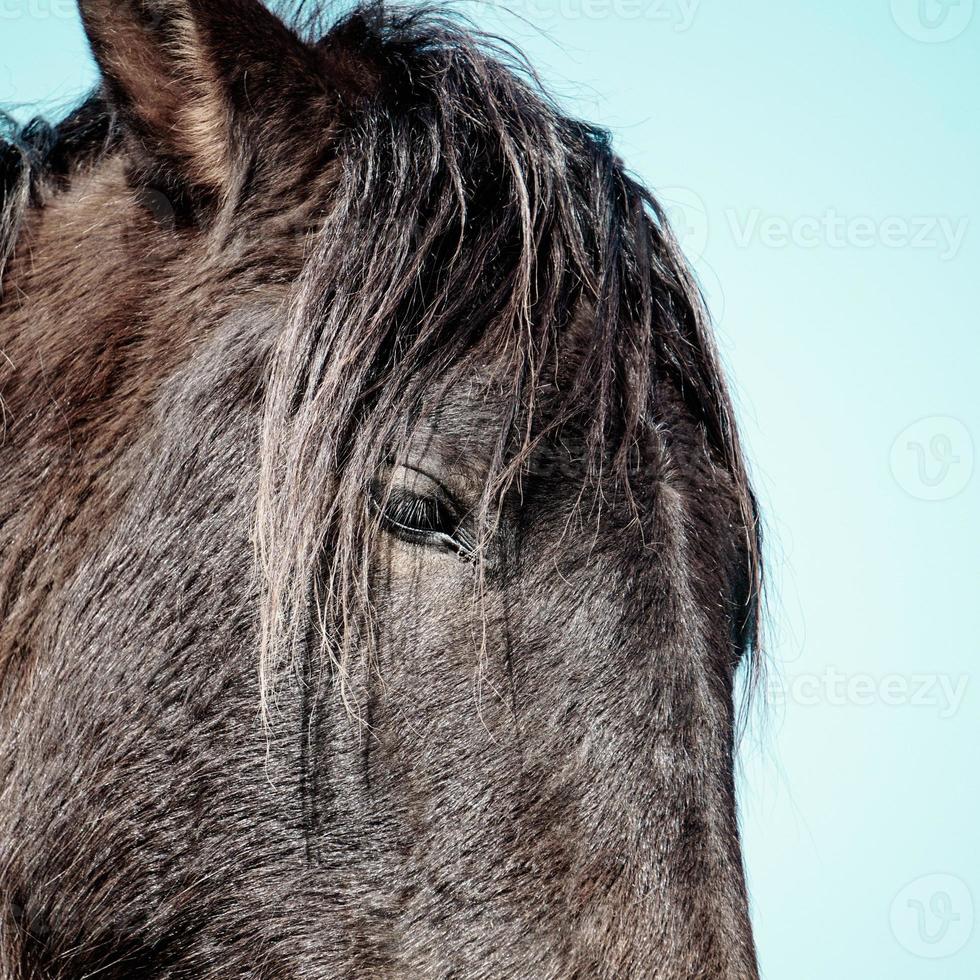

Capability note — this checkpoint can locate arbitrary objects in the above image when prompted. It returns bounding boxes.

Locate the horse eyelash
[369,485,476,559]
[384,491,447,532]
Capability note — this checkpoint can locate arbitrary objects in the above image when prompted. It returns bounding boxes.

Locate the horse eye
[369,479,475,558]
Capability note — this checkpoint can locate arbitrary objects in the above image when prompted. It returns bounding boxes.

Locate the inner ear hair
[77,0,326,200]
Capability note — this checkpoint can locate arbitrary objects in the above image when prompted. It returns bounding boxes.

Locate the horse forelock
[253,5,764,718]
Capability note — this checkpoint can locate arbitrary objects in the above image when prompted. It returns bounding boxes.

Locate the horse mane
[0,2,763,716]
[0,98,118,292]
[0,113,41,291]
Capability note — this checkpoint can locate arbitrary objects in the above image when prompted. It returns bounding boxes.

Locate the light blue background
[2,2,977,976]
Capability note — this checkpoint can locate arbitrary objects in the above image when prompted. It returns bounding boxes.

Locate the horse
[0,2,763,977]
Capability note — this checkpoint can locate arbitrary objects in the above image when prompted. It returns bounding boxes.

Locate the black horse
[0,2,763,976]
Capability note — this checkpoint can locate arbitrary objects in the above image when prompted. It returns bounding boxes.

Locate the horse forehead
[397,379,668,503]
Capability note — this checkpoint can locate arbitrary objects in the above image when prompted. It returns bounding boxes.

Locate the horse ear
[78,0,324,196]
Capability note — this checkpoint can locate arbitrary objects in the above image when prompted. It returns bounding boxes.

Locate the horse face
[0,1,761,977]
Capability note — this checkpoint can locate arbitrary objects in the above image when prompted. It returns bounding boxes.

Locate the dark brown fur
[0,3,762,977]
